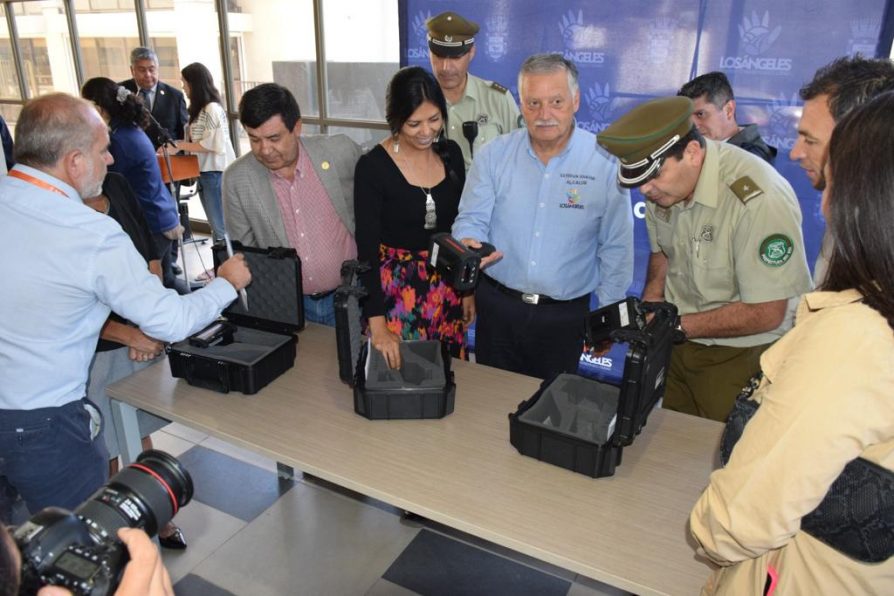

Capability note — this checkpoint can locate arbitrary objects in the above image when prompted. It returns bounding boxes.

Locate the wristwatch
[674,315,687,343]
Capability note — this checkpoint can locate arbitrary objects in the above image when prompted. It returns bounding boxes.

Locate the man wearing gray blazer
[223,83,361,325]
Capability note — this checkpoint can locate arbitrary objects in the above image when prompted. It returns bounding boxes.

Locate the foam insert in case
[334,260,455,419]
[509,299,677,477]
[167,244,304,394]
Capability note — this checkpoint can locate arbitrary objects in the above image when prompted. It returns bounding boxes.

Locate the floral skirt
[379,244,466,359]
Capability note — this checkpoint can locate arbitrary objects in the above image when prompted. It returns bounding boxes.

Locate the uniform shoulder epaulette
[729,175,764,204]
[490,81,509,94]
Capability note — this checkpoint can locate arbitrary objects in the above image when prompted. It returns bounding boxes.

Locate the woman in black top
[354,67,470,368]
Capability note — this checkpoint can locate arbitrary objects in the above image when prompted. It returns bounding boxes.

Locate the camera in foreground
[14,449,192,596]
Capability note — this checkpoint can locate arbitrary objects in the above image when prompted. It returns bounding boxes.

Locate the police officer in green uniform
[597,97,812,421]
[426,11,520,171]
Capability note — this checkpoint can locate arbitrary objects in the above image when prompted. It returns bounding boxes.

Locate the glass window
[74,1,140,82]
[226,0,317,117]
[0,4,22,99]
[322,1,399,122]
[10,1,78,96]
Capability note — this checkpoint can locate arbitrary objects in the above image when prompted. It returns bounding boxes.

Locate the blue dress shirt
[452,126,634,305]
[0,165,236,410]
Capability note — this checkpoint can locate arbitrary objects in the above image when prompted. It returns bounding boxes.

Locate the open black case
[334,260,456,420]
[508,298,677,478]
[166,244,304,394]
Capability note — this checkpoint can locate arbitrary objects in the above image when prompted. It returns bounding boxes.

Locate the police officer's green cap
[597,96,694,188]
[426,11,479,57]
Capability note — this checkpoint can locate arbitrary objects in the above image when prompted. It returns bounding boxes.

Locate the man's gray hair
[14,94,100,168]
[518,53,580,98]
[130,46,158,66]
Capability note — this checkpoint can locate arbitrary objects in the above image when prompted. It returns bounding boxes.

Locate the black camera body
[14,450,192,596]
[427,233,495,292]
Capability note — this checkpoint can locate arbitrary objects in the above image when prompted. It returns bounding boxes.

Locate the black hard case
[508,299,677,478]
[166,244,304,395]
[334,260,456,420]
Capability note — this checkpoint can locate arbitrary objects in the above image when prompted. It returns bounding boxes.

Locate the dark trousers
[663,341,770,422]
[474,277,589,379]
[0,399,109,523]
[152,233,175,289]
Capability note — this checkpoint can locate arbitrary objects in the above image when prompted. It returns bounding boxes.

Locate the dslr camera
[13,450,192,595]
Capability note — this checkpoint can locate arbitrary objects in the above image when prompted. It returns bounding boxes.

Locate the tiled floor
[149,422,628,596]
[156,235,632,595]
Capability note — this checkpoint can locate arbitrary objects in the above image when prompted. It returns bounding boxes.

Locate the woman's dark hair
[80,77,148,129]
[181,62,223,124]
[823,90,894,330]
[385,66,455,176]
[385,66,447,135]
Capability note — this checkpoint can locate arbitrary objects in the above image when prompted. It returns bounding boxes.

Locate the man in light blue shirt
[452,54,633,379]
[0,93,251,521]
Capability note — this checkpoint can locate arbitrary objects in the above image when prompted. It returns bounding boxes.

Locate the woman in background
[689,91,894,593]
[354,66,471,369]
[81,77,182,289]
[169,62,236,244]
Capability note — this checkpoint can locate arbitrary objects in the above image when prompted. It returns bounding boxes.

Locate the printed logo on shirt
[560,188,585,209]
[759,234,794,267]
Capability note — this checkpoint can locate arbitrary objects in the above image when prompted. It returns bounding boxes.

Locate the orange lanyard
[8,169,71,198]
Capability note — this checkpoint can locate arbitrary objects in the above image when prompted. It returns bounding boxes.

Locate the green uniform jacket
[645,140,813,347]
[445,73,520,171]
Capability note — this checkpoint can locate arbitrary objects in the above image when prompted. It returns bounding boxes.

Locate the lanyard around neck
[8,169,71,198]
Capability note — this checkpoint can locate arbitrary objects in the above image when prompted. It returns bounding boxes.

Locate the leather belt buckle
[521,293,540,305]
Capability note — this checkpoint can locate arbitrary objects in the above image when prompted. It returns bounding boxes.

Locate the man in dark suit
[120,47,189,149]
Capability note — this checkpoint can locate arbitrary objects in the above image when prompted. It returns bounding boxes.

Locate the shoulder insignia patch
[490,81,509,94]
[759,234,794,267]
[730,175,764,203]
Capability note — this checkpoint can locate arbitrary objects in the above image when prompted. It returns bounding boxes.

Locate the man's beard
[78,161,105,200]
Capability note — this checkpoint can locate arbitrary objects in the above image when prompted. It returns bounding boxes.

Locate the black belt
[482,275,587,306]
[306,289,335,300]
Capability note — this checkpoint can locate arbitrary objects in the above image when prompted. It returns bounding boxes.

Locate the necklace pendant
[424,191,436,230]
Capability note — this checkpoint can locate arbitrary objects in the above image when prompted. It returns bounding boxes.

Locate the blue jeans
[0,399,109,522]
[198,171,226,241]
[303,292,336,326]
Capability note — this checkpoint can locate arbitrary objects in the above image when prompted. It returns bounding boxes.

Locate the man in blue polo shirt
[452,53,633,379]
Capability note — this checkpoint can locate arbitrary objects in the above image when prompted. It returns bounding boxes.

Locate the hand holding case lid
[166,243,304,394]
[334,260,456,419]
[508,299,677,477]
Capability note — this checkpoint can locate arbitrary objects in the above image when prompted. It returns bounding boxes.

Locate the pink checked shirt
[269,141,356,294]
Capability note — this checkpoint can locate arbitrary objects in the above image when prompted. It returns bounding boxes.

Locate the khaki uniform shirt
[645,141,812,347]
[690,289,894,595]
[446,73,520,171]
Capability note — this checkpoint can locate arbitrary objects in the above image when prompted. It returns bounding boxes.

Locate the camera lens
[75,450,193,538]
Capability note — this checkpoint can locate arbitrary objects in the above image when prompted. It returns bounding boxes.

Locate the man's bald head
[14,93,105,169]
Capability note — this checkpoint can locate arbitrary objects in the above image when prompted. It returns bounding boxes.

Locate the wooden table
[108,324,722,596]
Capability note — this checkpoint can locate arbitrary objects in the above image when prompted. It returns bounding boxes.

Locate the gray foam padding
[171,327,291,365]
[518,373,620,445]
[218,248,301,327]
[365,340,446,389]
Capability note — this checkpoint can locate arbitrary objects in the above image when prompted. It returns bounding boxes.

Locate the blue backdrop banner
[400,0,891,381]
